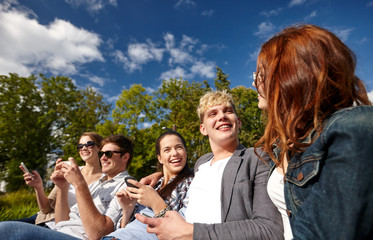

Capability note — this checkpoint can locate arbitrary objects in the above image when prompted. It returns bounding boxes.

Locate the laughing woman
[102,131,194,240]
[252,24,373,239]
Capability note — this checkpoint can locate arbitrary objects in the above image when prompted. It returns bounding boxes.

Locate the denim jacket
[269,106,373,239]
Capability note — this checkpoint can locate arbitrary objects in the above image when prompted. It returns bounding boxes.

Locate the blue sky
[1,0,373,103]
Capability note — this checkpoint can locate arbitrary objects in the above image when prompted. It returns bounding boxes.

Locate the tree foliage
[0,74,110,191]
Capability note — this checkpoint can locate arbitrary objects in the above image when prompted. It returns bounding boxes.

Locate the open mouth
[170,159,182,164]
[217,124,232,130]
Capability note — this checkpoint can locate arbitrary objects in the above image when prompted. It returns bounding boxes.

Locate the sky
[1,0,373,104]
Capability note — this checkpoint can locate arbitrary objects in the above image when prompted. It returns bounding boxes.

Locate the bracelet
[154,205,171,218]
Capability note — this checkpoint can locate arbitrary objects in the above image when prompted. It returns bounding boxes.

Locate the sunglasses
[77,141,96,150]
[98,150,124,159]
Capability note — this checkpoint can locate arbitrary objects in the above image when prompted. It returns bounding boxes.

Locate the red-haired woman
[253,24,373,239]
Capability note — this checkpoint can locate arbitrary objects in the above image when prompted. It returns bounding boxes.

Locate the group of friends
[1,24,372,239]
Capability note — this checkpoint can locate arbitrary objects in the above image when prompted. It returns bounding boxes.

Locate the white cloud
[358,37,369,44]
[174,0,196,9]
[115,32,215,81]
[114,42,164,72]
[190,61,215,78]
[332,27,354,42]
[160,67,189,80]
[305,10,317,19]
[87,75,106,87]
[368,90,373,104]
[249,48,261,62]
[254,21,276,39]
[0,2,103,76]
[260,8,283,18]
[201,9,214,18]
[65,0,117,14]
[289,0,306,7]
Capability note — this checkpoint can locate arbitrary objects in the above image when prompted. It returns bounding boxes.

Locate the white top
[185,156,230,224]
[53,171,129,240]
[267,168,293,240]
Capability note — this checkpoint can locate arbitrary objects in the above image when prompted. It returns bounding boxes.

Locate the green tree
[231,86,264,147]
[0,74,110,192]
[214,67,230,92]
[154,78,211,165]
[100,84,155,178]
[0,74,51,191]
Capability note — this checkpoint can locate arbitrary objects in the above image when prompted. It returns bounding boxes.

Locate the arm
[115,189,137,227]
[290,110,373,239]
[22,170,51,213]
[139,171,163,187]
[63,158,114,240]
[50,159,71,223]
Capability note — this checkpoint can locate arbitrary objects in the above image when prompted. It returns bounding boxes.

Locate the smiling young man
[136,90,283,240]
[0,135,134,240]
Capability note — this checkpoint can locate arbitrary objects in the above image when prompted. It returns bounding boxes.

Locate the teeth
[171,159,181,163]
[218,125,230,130]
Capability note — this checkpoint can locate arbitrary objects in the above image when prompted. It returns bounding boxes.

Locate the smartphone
[20,162,34,180]
[20,162,31,174]
[125,176,138,189]
[140,212,153,218]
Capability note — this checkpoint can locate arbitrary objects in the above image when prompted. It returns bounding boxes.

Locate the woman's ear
[157,154,163,165]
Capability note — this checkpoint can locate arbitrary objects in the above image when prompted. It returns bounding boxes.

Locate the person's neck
[161,171,175,188]
[107,168,126,180]
[209,139,239,164]
[82,161,101,175]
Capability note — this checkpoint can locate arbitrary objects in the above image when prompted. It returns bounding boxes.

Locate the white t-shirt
[267,168,293,240]
[185,156,230,224]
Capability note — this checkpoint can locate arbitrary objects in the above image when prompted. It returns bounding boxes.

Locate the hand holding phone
[125,176,138,189]
[20,162,34,180]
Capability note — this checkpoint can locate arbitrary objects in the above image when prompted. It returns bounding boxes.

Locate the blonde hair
[197,90,237,122]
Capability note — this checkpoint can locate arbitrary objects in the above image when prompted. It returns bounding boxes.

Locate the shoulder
[194,152,213,171]
[321,106,373,141]
[240,147,271,166]
[325,106,373,130]
[175,176,194,191]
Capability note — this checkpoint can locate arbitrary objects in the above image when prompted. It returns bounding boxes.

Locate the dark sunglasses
[77,141,96,150]
[98,150,124,159]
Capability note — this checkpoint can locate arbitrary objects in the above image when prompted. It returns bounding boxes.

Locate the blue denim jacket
[269,106,373,239]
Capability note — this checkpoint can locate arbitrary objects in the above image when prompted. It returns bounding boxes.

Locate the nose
[252,80,256,88]
[170,148,178,156]
[217,110,227,120]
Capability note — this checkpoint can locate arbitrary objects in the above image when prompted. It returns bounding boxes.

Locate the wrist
[153,204,171,218]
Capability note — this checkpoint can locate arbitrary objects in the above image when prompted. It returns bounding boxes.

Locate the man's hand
[139,171,163,187]
[50,158,69,190]
[60,157,85,188]
[135,211,193,240]
[116,189,137,210]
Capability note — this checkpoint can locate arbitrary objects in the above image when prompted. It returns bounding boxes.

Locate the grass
[0,189,39,221]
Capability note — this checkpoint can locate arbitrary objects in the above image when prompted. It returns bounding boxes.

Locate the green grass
[0,189,39,221]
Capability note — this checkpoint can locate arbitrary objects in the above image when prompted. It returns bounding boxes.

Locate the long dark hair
[254,24,371,166]
[155,131,193,200]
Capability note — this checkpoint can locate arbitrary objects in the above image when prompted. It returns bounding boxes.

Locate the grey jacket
[193,144,284,240]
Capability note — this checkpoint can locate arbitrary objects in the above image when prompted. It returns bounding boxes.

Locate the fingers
[67,157,78,167]
[139,177,151,185]
[135,213,158,232]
